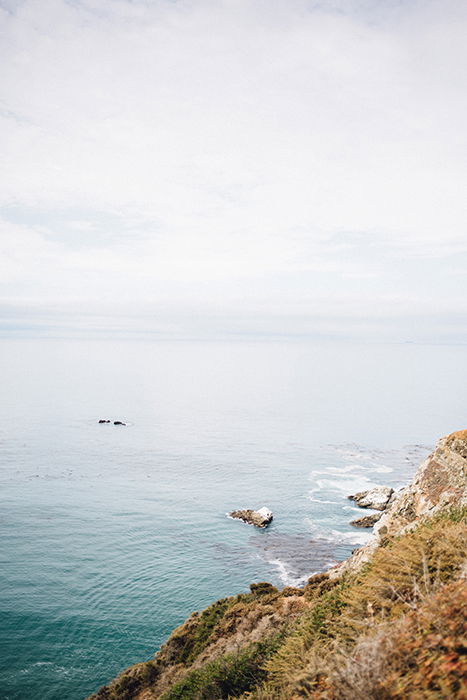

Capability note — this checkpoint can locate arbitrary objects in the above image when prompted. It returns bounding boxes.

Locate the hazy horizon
[1,0,466,342]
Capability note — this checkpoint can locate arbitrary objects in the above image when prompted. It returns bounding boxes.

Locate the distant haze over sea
[0,337,466,699]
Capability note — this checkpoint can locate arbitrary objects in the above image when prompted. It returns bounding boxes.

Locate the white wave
[20,661,72,676]
[314,476,373,493]
[269,558,313,587]
[32,662,53,667]
[316,464,366,475]
[304,518,342,541]
[304,518,373,545]
[308,497,341,504]
[330,529,373,545]
[369,464,393,474]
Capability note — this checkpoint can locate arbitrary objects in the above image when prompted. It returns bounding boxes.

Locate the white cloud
[0,0,466,339]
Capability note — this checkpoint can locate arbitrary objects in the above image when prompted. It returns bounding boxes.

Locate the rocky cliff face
[330,429,467,579]
[89,432,467,700]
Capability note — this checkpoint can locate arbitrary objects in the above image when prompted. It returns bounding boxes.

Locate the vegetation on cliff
[90,432,467,700]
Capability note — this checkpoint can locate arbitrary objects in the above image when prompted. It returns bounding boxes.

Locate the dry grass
[341,518,467,628]
[91,509,467,700]
[246,514,467,699]
[327,579,467,699]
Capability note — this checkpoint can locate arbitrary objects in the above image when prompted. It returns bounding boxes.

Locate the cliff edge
[329,429,467,580]
[89,431,467,700]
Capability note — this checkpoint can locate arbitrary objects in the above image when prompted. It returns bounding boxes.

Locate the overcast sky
[1,0,466,341]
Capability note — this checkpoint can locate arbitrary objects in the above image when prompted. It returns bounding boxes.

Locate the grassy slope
[91,509,467,700]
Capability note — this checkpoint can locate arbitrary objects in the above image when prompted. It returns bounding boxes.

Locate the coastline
[89,430,467,700]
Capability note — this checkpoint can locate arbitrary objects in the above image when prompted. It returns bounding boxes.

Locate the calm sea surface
[0,339,465,699]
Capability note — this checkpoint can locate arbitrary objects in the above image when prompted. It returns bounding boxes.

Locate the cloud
[0,0,466,340]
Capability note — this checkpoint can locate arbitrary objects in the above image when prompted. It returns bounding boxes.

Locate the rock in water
[331,429,467,581]
[98,419,111,423]
[229,507,273,528]
[114,421,126,426]
[256,507,273,523]
[350,512,382,528]
[348,486,394,510]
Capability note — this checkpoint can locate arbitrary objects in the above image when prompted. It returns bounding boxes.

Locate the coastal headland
[89,431,467,699]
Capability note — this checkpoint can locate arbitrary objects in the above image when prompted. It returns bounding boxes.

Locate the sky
[1,0,466,341]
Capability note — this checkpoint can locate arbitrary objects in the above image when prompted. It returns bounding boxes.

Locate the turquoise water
[0,339,466,699]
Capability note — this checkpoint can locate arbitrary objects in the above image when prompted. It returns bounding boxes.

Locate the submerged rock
[350,512,382,528]
[229,507,273,528]
[348,486,394,510]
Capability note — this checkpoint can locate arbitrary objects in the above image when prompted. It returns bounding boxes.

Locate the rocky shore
[330,429,467,580]
[89,431,467,700]
[348,485,395,527]
[348,485,394,510]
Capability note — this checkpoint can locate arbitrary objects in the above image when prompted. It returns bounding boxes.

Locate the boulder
[229,507,273,528]
[350,512,382,528]
[348,486,394,510]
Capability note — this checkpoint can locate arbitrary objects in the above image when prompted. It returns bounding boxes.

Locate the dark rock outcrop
[350,512,382,528]
[229,507,273,528]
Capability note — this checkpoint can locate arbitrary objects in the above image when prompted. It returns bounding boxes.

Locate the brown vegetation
[91,511,466,700]
[89,433,467,700]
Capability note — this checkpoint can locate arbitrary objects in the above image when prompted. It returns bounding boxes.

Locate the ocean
[0,338,465,699]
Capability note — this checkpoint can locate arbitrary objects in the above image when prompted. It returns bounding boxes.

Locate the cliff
[90,431,467,700]
[329,429,467,580]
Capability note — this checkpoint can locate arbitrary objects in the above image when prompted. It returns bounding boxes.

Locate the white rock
[256,507,273,520]
[349,486,394,510]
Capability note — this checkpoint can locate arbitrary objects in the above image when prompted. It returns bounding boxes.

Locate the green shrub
[431,504,467,524]
[160,636,283,700]
[262,586,346,689]
[250,582,278,596]
[166,597,233,665]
